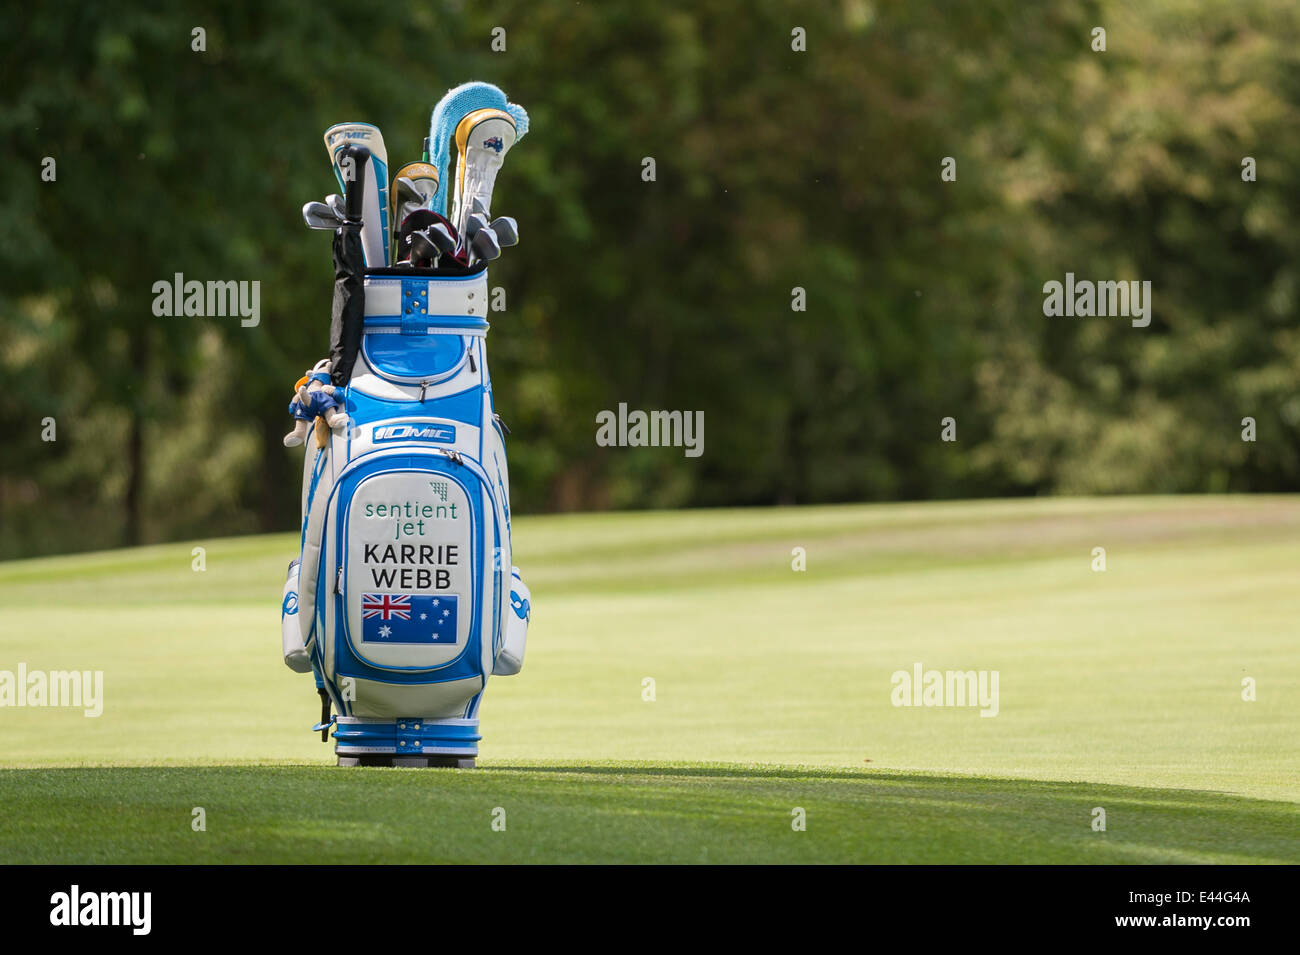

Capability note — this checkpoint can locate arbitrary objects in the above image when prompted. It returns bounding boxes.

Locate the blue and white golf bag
[281,268,529,764]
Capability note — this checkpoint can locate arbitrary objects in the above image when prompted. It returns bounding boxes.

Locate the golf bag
[280,264,530,764]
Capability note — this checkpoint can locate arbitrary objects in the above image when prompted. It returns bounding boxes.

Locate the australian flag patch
[361,593,458,644]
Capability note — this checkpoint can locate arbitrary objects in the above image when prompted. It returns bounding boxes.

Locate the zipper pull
[419,380,429,402]
[494,412,510,435]
[468,348,477,373]
[334,567,343,595]
[441,448,464,466]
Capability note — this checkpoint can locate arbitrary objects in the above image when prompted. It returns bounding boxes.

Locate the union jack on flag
[362,593,411,621]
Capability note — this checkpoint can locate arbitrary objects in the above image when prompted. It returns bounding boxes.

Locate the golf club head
[471,196,488,217]
[395,177,418,201]
[394,209,458,266]
[464,212,489,242]
[409,229,441,267]
[326,194,346,220]
[427,222,456,257]
[302,201,342,230]
[489,216,519,247]
[392,177,421,223]
[471,226,501,265]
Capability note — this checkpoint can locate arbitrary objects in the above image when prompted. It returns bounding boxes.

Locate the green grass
[3,765,1295,864]
[1,495,1298,863]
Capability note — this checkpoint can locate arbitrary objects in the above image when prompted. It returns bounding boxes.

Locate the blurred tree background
[2,0,1299,558]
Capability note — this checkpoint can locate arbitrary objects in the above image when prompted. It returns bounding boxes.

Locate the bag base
[332,715,481,759]
[338,754,476,768]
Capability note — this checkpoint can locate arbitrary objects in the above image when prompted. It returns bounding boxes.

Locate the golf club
[489,216,518,247]
[302,200,343,230]
[469,224,501,266]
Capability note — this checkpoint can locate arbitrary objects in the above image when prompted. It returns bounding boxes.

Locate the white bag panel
[346,675,484,720]
[491,416,510,515]
[347,416,480,463]
[281,561,313,673]
[493,568,529,676]
[479,388,511,666]
[297,471,332,650]
[343,470,476,670]
[481,482,498,678]
[299,443,318,522]
[297,424,353,649]
[363,273,489,321]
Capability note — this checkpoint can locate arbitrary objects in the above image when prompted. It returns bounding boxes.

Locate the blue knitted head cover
[426,81,530,216]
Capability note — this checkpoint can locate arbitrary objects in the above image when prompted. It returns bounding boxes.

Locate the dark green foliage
[2,0,1298,557]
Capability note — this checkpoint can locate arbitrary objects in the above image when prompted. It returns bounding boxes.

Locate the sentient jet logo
[373,424,456,444]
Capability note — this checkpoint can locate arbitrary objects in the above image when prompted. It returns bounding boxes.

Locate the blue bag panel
[362,333,467,384]
[345,386,485,429]
[363,333,465,381]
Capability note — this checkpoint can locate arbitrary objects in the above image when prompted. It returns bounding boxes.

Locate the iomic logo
[373,424,456,444]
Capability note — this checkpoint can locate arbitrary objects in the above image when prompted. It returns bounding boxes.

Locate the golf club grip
[343,145,371,223]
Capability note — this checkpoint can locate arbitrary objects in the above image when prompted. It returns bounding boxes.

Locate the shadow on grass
[479,762,1293,799]
[0,764,1295,864]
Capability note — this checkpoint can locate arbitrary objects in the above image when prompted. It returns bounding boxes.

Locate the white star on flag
[420,613,427,620]
[379,625,392,638]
